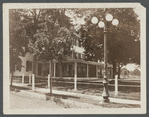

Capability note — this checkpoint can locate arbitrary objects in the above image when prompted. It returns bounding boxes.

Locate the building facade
[12,33,113,79]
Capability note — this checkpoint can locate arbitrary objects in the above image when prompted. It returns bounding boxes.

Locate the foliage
[78,8,140,77]
[28,26,73,61]
[9,9,27,74]
[10,8,73,67]
[9,9,74,88]
[26,9,73,62]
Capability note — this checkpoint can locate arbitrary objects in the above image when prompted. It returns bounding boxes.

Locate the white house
[12,33,113,80]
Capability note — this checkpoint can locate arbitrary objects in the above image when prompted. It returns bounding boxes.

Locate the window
[16,64,21,71]
[82,54,85,59]
[76,53,78,59]
[73,52,77,59]
[78,53,81,59]
[38,63,42,75]
[43,63,49,76]
[81,42,83,48]
[26,61,32,72]
[78,41,81,47]
[73,39,76,46]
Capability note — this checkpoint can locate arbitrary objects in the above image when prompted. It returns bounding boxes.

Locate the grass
[45,92,140,108]
[50,82,140,101]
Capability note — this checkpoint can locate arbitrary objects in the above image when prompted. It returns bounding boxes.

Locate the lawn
[51,82,140,101]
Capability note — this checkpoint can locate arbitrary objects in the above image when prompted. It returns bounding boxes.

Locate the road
[10,91,63,109]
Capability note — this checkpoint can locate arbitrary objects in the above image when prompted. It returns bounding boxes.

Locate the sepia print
[3,3,146,114]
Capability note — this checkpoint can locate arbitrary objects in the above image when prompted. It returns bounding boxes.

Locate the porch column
[87,64,89,78]
[54,63,56,77]
[74,62,77,91]
[49,61,51,75]
[111,68,113,79]
[72,51,73,59]
[29,74,31,85]
[32,74,35,91]
[22,73,24,85]
[96,65,98,78]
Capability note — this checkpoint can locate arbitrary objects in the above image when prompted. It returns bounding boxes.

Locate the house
[132,68,140,76]
[121,67,129,76]
[12,33,113,80]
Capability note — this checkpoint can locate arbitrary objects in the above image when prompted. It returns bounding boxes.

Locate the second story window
[78,53,81,59]
[73,52,77,59]
[26,61,32,72]
[73,39,76,46]
[82,54,85,59]
[16,64,21,71]
[79,41,82,47]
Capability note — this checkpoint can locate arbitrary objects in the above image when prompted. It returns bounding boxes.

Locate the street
[10,91,63,109]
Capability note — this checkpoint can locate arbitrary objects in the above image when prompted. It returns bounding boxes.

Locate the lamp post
[91,14,119,103]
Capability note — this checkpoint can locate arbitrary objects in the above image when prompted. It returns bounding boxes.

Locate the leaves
[26,9,74,62]
[79,8,140,65]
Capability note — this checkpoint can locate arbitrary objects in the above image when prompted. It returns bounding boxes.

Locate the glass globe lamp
[106,14,113,21]
[98,21,105,28]
[91,17,98,24]
[112,19,119,26]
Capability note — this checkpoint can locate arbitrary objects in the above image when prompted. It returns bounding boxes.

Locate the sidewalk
[11,83,141,105]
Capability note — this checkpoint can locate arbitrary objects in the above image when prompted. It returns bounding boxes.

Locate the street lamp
[91,14,119,103]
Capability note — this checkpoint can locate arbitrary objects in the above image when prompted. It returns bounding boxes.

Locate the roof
[67,58,112,68]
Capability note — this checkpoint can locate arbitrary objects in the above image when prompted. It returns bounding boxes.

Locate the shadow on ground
[10,85,30,92]
[45,93,80,100]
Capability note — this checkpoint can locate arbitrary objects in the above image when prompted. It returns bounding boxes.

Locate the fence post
[115,75,118,96]
[32,74,35,91]
[48,74,50,88]
[22,73,24,85]
[29,74,31,85]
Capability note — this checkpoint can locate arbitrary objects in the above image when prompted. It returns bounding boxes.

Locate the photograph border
[3,3,146,114]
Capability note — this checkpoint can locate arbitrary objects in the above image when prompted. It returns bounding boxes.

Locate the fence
[12,73,140,95]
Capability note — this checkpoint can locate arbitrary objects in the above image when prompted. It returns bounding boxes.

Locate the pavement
[10,92,63,109]
[11,82,141,105]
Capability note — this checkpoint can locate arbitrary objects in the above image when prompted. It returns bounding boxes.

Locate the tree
[79,8,140,79]
[27,9,73,94]
[9,9,74,90]
[9,9,46,85]
[9,9,27,85]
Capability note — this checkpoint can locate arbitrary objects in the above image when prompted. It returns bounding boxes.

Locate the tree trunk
[118,63,121,79]
[112,60,116,79]
[32,55,36,75]
[50,60,53,94]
